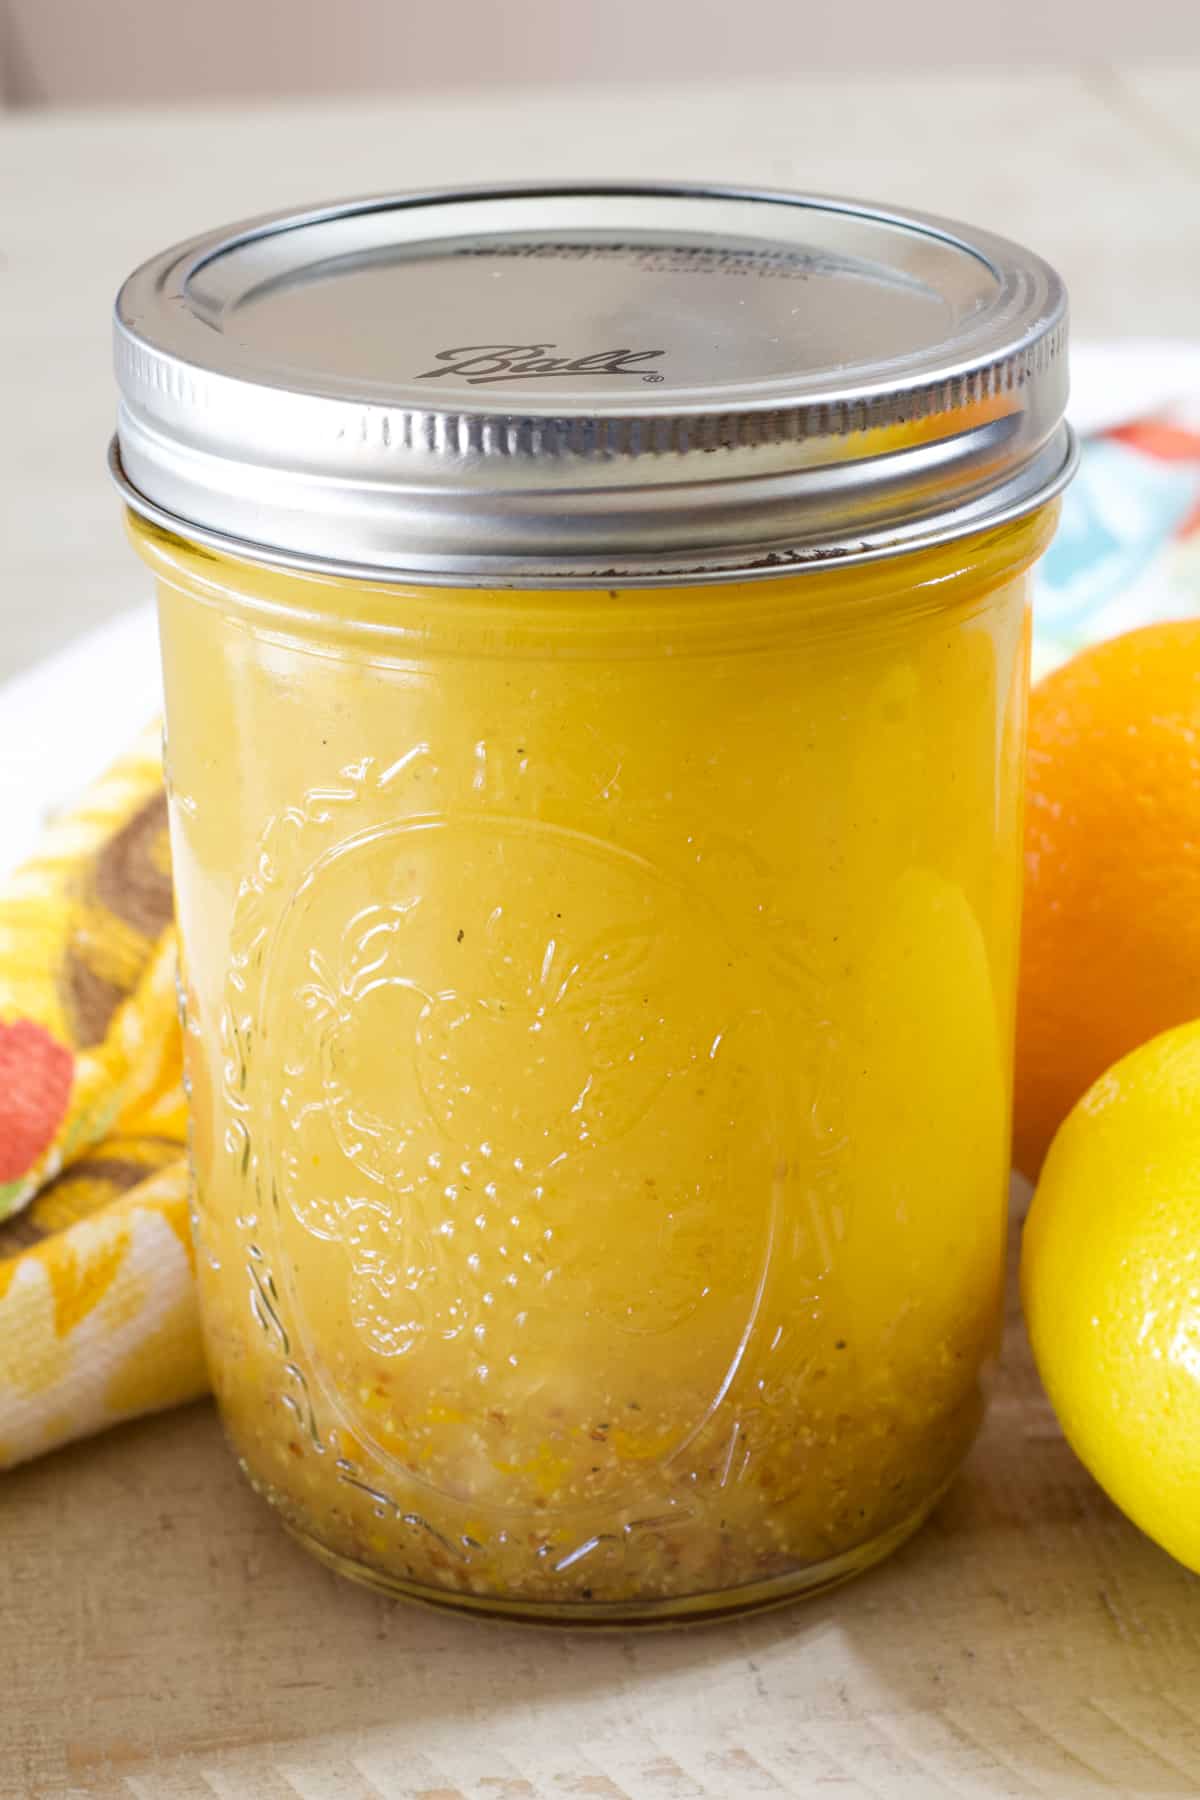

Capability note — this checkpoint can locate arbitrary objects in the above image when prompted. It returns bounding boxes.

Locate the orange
[1014,620,1200,1178]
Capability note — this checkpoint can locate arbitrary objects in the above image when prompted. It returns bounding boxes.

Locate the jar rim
[112,181,1075,584]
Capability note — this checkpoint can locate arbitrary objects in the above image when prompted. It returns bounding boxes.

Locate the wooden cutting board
[4,1186,1200,1800]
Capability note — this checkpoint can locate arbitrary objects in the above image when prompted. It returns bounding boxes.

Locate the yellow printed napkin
[0,730,206,1468]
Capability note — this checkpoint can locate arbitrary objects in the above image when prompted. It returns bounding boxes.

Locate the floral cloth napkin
[1033,406,1200,676]
[1,401,1198,1470]
[0,729,204,1467]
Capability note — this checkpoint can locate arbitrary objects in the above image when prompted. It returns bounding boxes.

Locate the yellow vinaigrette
[132,504,1050,1618]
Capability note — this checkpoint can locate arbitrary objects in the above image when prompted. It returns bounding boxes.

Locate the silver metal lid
[112,182,1075,585]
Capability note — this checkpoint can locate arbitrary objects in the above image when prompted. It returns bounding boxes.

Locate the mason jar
[112,184,1074,1624]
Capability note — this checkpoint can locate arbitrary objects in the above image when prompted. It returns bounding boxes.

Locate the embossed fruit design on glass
[113,184,1074,1621]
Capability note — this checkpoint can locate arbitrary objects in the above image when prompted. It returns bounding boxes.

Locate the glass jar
[112,184,1074,1623]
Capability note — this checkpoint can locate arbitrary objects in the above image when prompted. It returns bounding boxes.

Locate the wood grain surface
[4,1191,1200,1799]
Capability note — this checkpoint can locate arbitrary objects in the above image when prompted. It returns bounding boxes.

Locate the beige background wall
[4,0,1200,106]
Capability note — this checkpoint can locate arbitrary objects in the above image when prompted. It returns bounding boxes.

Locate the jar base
[282,1495,942,1629]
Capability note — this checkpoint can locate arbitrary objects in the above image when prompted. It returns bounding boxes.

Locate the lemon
[1021,1019,1200,1572]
